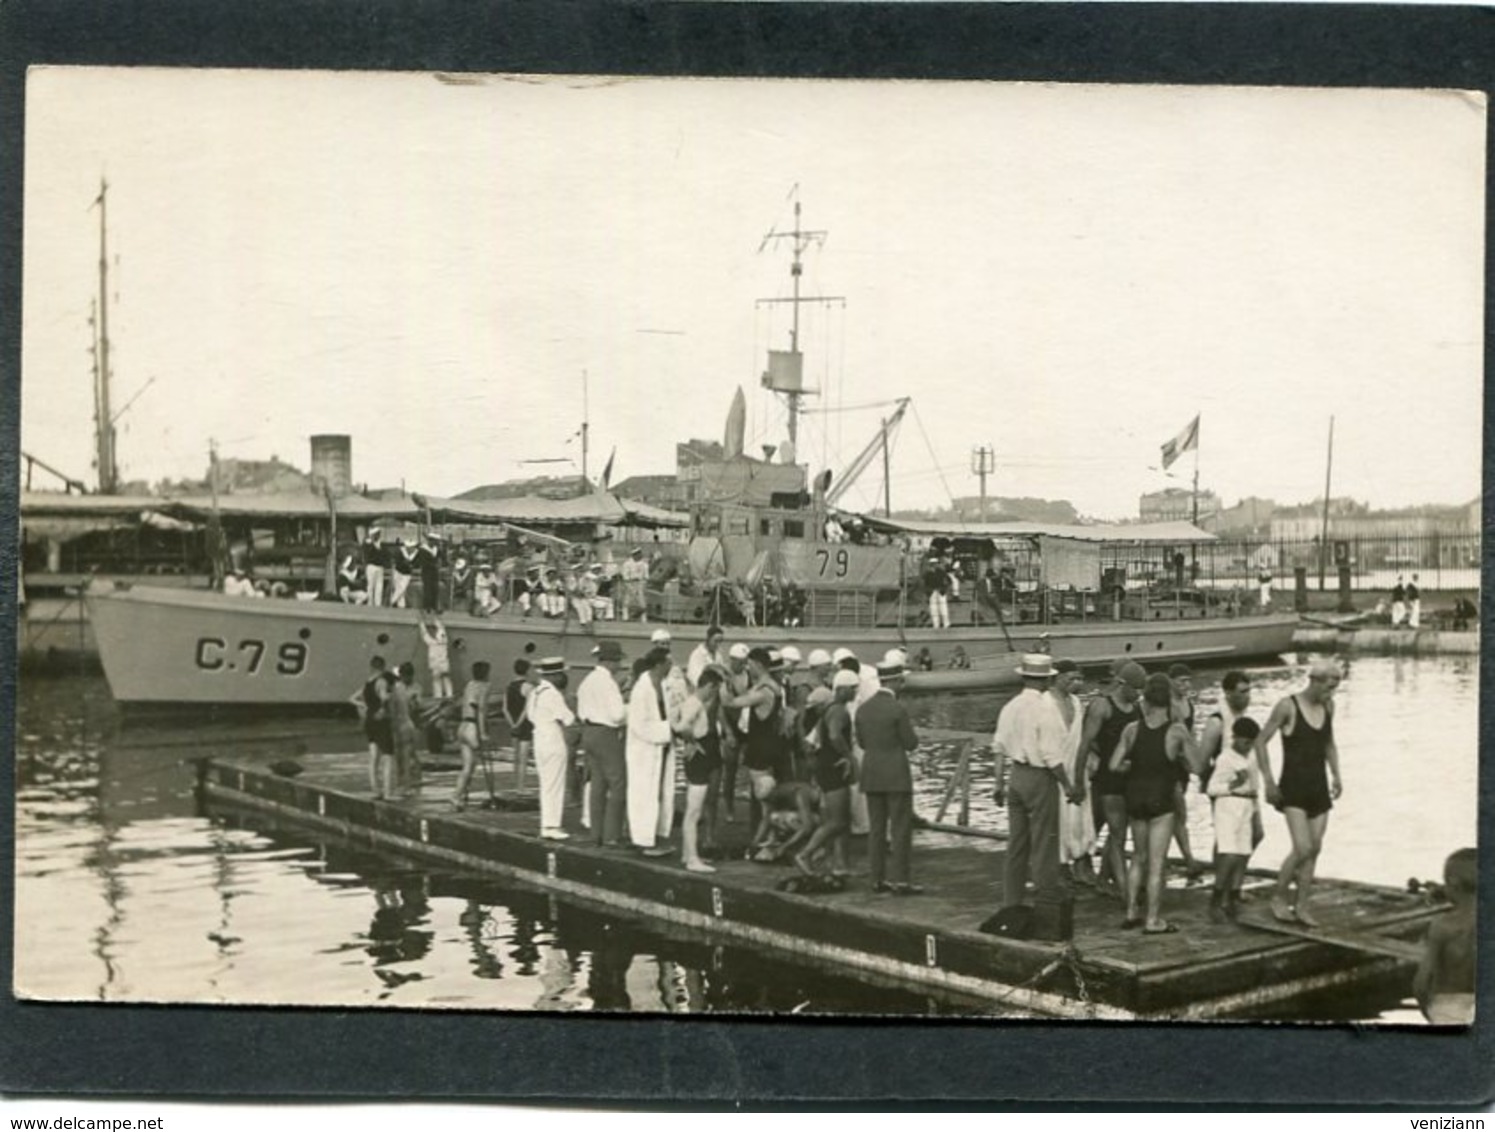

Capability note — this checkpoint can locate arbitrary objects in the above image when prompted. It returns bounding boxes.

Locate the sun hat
[780,645,804,667]
[536,656,567,675]
[831,647,856,664]
[832,669,861,690]
[650,628,673,644]
[882,648,907,668]
[727,642,751,661]
[1015,653,1057,679]
[806,648,832,668]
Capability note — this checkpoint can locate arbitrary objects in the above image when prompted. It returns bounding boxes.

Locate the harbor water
[13,654,1477,1019]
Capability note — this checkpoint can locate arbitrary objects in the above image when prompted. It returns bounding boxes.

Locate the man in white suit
[627,645,675,857]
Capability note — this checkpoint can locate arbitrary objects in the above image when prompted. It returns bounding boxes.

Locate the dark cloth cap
[1053,658,1079,674]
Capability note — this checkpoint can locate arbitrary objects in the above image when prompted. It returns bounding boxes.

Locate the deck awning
[856,514,1216,545]
[417,492,689,529]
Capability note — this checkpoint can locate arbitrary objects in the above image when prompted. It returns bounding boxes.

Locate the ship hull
[86,585,1301,706]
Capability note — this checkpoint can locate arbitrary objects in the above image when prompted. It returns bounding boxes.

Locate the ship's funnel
[310,434,353,497]
[724,387,746,459]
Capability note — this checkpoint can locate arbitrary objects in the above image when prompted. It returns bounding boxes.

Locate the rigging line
[910,400,959,509]
[800,399,909,415]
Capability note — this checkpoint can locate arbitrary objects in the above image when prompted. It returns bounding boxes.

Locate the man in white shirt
[528,657,577,841]
[577,639,629,847]
[686,625,727,689]
[993,653,1078,910]
[626,645,675,857]
[837,647,876,836]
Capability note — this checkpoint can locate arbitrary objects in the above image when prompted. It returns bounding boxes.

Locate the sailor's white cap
[831,647,856,664]
[806,648,833,668]
[727,642,751,660]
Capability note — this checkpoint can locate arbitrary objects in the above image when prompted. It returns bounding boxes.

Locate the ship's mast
[91,178,118,494]
[757,197,843,456]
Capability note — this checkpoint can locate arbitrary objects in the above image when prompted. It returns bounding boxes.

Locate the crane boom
[825,398,910,507]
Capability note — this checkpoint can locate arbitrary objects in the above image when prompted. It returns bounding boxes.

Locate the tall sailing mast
[91,178,118,495]
[757,197,843,460]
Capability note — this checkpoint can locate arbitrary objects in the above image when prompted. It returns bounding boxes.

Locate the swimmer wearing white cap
[1253,657,1344,928]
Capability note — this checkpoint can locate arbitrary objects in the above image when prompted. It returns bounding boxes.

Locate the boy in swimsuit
[1413,848,1476,1025]
[1254,658,1343,927]
[1206,716,1262,923]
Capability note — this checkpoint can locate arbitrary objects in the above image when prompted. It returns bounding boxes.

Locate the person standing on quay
[528,658,576,841]
[505,658,535,789]
[1407,573,1423,629]
[856,655,922,895]
[1254,658,1343,927]
[627,646,676,858]
[1166,662,1205,884]
[1081,660,1147,897]
[450,660,491,811]
[1198,670,1260,902]
[1390,575,1407,628]
[993,654,1076,912]
[577,640,629,848]
[1048,659,1094,888]
[1110,673,1191,934]
[686,625,727,688]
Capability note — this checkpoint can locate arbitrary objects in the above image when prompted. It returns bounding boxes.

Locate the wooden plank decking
[197,747,1441,1019]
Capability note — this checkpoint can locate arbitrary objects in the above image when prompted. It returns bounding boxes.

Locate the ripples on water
[12,654,1478,1019]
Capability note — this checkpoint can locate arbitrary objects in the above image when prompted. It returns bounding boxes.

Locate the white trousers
[365,564,385,606]
[1410,599,1422,628]
[627,741,665,847]
[535,741,568,832]
[389,572,411,608]
[1392,600,1406,626]
[929,593,950,628]
[657,743,679,839]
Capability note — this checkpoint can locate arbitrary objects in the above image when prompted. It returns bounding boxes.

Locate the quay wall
[1291,627,1480,657]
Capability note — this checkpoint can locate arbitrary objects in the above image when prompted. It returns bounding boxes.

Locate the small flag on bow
[1160,414,1200,470]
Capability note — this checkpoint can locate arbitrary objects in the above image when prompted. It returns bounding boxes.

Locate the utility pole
[580,369,590,496]
[971,444,995,522]
[1319,415,1335,591]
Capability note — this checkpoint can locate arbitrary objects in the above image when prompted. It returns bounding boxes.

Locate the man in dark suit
[854,654,923,895]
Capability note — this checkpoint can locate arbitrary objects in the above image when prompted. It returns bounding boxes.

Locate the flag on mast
[600,447,616,490]
[1160,414,1200,470]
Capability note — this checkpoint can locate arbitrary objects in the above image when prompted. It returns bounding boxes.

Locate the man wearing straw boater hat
[528,657,577,841]
[855,650,923,895]
[993,653,1080,916]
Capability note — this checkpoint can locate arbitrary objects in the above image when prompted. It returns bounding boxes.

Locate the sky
[21,68,1485,520]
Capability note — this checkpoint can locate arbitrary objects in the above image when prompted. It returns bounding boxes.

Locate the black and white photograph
[14,66,1482,1026]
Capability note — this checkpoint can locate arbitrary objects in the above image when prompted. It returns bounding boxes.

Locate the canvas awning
[858,514,1216,545]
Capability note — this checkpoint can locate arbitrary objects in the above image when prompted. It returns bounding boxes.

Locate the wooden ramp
[197,748,1444,1020]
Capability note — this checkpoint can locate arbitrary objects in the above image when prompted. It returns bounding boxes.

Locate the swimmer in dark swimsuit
[1254,659,1344,928]
[1110,673,1193,934]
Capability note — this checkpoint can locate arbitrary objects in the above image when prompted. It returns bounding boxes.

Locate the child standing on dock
[505,658,535,789]
[1206,716,1262,922]
[1414,848,1476,1025]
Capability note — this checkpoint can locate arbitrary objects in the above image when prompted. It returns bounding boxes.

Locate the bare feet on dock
[685,860,716,873]
[1294,906,1321,928]
[1271,900,1297,924]
[793,852,815,877]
